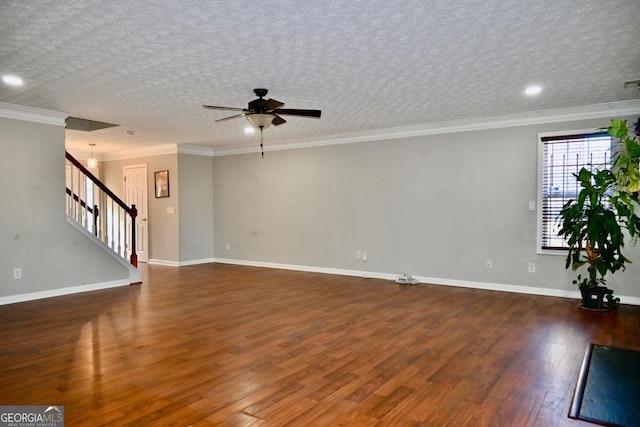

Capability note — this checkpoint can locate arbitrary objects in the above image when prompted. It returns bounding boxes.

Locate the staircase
[65,151,139,272]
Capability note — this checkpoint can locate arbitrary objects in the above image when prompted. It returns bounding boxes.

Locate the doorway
[123,164,149,263]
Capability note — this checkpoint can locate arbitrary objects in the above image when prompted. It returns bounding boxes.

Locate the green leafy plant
[558,118,640,309]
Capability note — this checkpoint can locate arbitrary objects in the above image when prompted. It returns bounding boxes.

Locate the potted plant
[558,118,640,310]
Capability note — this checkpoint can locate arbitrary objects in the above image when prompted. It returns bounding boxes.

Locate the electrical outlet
[226,242,231,251]
[528,262,536,273]
[13,268,22,280]
[486,260,493,269]
[356,251,362,260]
[362,252,368,262]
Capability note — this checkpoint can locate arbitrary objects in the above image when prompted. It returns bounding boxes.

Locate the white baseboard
[212,258,640,306]
[0,279,130,306]
[148,259,180,267]
[213,257,395,279]
[149,258,217,267]
[5,257,638,307]
[412,275,581,299]
[179,258,216,267]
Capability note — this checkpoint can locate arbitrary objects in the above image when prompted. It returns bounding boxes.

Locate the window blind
[540,132,612,250]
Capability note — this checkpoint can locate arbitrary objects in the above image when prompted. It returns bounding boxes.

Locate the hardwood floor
[1,263,639,426]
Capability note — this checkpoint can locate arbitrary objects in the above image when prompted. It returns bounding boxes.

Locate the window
[538,131,612,251]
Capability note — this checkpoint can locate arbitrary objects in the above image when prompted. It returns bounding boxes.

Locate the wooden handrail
[66,151,138,267]
[66,151,135,216]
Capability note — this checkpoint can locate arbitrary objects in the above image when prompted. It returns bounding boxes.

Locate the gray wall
[0,116,129,298]
[178,153,214,263]
[4,110,636,302]
[102,153,180,264]
[212,116,640,299]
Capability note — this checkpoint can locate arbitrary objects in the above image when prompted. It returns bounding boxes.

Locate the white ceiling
[1,0,639,157]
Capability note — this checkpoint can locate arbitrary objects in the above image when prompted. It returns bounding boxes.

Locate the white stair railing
[65,151,138,267]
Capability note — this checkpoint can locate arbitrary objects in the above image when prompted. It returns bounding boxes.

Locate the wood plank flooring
[1,263,639,426]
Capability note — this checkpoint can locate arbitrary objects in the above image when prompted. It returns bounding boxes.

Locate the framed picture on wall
[154,170,170,198]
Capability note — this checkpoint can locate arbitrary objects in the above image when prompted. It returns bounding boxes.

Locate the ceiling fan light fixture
[246,114,275,129]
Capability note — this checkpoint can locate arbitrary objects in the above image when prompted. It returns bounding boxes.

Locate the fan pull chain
[259,126,264,158]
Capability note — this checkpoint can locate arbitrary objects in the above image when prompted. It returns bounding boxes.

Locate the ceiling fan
[203,88,321,156]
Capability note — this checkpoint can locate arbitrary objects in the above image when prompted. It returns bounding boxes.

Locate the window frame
[536,128,613,255]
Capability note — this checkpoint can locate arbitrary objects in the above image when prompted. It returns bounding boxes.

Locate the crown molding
[98,143,215,161]
[100,143,179,161]
[0,102,67,126]
[177,144,215,157]
[210,99,640,156]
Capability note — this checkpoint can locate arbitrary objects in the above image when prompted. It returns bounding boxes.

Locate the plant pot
[580,287,613,310]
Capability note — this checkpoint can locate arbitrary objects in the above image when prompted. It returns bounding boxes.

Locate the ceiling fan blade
[273,108,321,118]
[265,98,285,110]
[215,113,246,122]
[203,105,247,112]
[272,115,287,126]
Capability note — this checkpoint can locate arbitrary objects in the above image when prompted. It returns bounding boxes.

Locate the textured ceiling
[1,0,639,156]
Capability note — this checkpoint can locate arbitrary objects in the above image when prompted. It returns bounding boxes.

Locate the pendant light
[87,144,98,168]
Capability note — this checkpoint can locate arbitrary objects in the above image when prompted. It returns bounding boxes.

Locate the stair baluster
[65,151,138,267]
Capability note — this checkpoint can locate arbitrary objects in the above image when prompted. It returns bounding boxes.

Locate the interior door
[123,165,149,263]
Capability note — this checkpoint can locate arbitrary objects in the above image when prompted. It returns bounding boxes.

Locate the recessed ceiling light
[524,85,542,96]
[2,74,24,87]
[244,126,256,134]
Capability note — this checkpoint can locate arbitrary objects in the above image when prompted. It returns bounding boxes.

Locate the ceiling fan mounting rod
[254,88,268,98]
